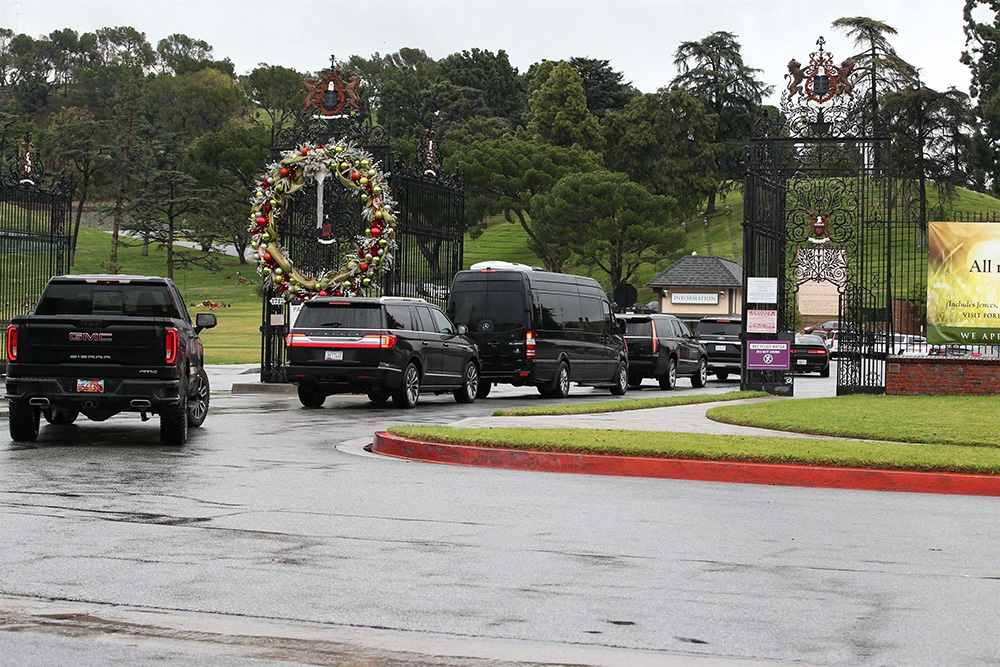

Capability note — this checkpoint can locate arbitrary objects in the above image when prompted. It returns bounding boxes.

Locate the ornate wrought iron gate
[742,38,898,395]
[258,79,464,382]
[0,145,73,373]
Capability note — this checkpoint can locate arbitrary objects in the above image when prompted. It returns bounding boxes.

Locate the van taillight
[165,328,178,365]
[650,320,658,353]
[526,330,536,359]
[6,325,16,362]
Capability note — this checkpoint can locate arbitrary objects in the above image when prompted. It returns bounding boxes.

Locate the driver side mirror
[195,312,217,333]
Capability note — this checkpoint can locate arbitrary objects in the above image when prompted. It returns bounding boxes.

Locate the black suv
[284,297,480,408]
[616,313,708,389]
[698,315,742,381]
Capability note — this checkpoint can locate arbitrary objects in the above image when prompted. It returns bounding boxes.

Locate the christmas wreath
[249,141,396,299]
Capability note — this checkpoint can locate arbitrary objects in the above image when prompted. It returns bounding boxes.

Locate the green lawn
[493,390,768,416]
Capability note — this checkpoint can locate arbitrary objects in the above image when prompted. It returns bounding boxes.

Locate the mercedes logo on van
[69,332,112,342]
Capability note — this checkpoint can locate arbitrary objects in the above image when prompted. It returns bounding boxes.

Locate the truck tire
[9,402,40,442]
[187,368,210,428]
[297,384,326,408]
[43,407,79,425]
[160,398,188,447]
[475,381,492,399]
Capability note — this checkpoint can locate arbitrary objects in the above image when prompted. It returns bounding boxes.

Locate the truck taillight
[526,330,536,359]
[6,325,16,362]
[165,328,178,365]
[650,320,658,353]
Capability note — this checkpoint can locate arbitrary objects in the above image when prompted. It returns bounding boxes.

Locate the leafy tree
[831,17,918,119]
[437,48,524,125]
[145,67,245,137]
[568,57,637,118]
[156,34,233,76]
[525,60,604,152]
[533,170,684,289]
[602,87,721,219]
[439,115,512,154]
[962,0,1000,194]
[445,138,602,272]
[36,107,112,264]
[243,64,303,147]
[187,124,272,264]
[672,31,771,212]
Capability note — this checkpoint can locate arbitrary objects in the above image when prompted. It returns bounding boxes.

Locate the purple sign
[746,340,790,371]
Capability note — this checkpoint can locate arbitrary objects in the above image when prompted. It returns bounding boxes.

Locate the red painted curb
[372,432,1000,497]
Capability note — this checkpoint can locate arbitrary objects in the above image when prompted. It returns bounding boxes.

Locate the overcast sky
[2,0,975,103]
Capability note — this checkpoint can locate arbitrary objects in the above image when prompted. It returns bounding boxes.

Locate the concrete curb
[371,431,1000,497]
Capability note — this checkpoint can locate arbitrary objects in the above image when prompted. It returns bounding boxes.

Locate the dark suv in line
[284,297,480,409]
[616,313,708,389]
[698,315,742,381]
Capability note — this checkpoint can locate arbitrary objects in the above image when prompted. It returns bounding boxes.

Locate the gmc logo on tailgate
[69,332,112,342]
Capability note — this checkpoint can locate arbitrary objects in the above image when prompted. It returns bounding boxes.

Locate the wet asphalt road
[1,371,999,666]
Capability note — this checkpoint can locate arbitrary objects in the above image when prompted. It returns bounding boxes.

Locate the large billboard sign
[927,221,1000,344]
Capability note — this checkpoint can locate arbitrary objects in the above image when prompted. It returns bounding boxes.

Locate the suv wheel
[160,398,188,447]
[393,362,421,408]
[658,358,677,390]
[610,361,628,396]
[716,372,729,381]
[297,384,326,408]
[9,402,40,442]
[692,358,708,388]
[475,381,492,399]
[540,361,570,399]
[454,360,479,404]
[187,368,210,427]
[43,407,79,425]
[628,373,643,389]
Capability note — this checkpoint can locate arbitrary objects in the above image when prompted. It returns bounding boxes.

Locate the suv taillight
[6,325,17,362]
[165,328,178,365]
[526,330,536,359]
[650,320,658,353]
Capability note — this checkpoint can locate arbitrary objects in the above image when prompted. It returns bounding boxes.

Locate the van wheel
[187,368,210,428]
[610,361,628,395]
[658,359,677,390]
[475,382,492,399]
[540,361,570,399]
[43,407,79,425]
[393,362,421,408]
[716,372,729,381]
[454,361,479,404]
[160,399,188,447]
[297,384,326,408]
[692,358,708,388]
[9,402,40,442]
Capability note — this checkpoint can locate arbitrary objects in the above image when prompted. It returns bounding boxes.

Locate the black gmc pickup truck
[4,275,217,446]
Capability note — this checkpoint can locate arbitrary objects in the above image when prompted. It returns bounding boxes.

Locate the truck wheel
[658,359,677,390]
[393,362,421,408]
[692,358,708,388]
[187,368,210,428]
[43,408,79,425]
[9,402,40,442]
[540,361,570,399]
[610,361,628,395]
[160,400,188,447]
[454,360,479,404]
[297,384,326,408]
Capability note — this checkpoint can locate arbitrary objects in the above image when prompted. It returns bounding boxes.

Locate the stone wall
[886,357,1000,395]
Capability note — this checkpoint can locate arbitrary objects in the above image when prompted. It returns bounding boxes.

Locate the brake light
[286,333,395,348]
[6,325,17,362]
[286,332,304,346]
[165,328,178,365]
[526,330,536,359]
[650,320,658,353]
[372,334,396,349]
[807,348,827,355]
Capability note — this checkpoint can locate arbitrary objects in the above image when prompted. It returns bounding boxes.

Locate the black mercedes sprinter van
[446,262,628,398]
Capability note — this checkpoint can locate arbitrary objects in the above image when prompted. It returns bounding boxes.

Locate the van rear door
[448,273,529,377]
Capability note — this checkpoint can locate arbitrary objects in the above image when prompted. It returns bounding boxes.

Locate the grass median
[492,390,769,416]
[387,425,1000,475]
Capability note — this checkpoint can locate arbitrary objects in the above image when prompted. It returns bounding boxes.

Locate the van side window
[602,300,614,331]
[580,297,604,334]
[385,304,414,330]
[537,291,578,330]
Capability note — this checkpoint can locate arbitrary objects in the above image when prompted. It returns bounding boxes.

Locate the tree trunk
[415,238,444,280]
[705,188,717,215]
[110,107,135,267]
[70,167,91,267]
[515,209,562,272]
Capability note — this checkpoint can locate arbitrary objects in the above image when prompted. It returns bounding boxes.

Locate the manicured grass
[387,425,1000,475]
[707,394,1000,448]
[493,390,769,416]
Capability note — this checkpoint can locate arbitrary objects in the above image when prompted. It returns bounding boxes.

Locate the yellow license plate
[77,379,105,393]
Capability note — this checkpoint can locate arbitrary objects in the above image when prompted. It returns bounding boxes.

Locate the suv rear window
[700,320,741,336]
[623,320,652,336]
[35,283,181,319]
[294,303,382,329]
